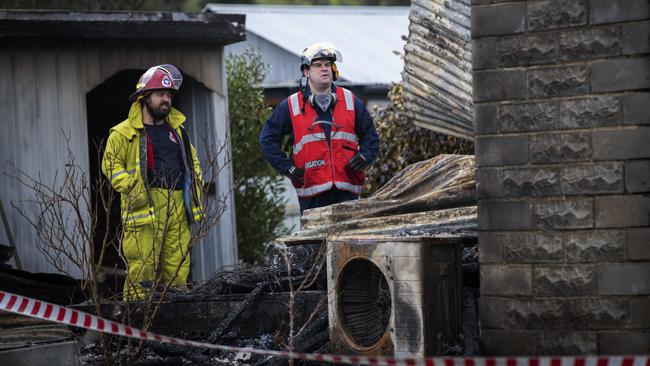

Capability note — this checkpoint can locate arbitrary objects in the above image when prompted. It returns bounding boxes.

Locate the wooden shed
[0,10,245,281]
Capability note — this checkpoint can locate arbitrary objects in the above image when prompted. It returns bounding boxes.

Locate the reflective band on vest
[342,88,354,111]
[293,133,326,155]
[330,131,358,144]
[295,182,333,197]
[289,93,301,117]
[334,181,363,194]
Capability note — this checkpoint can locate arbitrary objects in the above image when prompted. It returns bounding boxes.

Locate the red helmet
[129,64,183,102]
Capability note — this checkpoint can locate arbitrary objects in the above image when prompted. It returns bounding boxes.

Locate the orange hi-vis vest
[288,87,364,198]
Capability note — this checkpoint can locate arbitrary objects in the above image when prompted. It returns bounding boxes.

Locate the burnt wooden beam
[0,268,84,305]
[206,281,267,343]
[91,291,326,338]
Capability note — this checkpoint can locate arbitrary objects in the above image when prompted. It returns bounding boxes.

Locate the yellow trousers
[122,188,190,299]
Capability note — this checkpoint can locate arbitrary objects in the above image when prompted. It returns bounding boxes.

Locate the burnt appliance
[327,236,463,358]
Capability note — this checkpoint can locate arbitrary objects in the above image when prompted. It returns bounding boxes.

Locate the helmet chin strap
[300,76,309,114]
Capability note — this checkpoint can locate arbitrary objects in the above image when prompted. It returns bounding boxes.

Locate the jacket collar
[113,102,186,139]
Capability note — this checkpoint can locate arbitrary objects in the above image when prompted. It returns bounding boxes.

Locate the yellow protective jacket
[102,102,204,227]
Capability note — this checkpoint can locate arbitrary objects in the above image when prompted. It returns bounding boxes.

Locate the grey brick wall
[472,0,650,355]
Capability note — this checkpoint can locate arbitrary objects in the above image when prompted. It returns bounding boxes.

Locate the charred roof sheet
[204,4,410,85]
[0,10,245,44]
[402,0,474,140]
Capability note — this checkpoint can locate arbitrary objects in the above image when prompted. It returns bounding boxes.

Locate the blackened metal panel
[328,236,464,357]
[178,76,238,282]
[422,238,463,355]
[402,0,474,140]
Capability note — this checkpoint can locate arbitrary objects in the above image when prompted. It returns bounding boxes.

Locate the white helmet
[300,42,342,71]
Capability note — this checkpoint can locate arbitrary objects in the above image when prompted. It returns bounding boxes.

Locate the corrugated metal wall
[179,77,238,280]
[0,44,87,277]
[0,41,237,280]
[402,0,474,140]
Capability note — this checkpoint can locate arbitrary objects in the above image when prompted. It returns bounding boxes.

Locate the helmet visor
[302,42,342,66]
[130,64,183,102]
[159,64,183,90]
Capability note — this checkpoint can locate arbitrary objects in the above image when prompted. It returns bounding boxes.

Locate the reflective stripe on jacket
[288,87,364,198]
[101,102,204,227]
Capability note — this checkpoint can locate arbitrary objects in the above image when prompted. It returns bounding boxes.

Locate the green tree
[365,84,474,194]
[227,49,289,264]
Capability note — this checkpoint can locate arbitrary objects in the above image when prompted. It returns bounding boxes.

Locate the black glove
[347,153,368,172]
[287,165,305,186]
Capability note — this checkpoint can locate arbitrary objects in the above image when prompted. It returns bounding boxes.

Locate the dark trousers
[298,188,358,213]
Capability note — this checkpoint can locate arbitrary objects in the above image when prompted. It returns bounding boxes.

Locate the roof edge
[203,3,410,15]
[0,10,246,44]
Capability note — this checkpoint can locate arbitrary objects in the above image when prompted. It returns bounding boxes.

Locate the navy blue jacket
[259,84,380,176]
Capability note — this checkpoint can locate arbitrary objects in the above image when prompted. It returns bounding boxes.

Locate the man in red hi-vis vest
[260,42,380,214]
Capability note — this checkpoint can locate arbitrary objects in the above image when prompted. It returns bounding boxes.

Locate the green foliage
[227,49,289,264]
[364,84,474,194]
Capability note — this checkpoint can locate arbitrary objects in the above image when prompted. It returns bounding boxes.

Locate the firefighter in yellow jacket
[102,64,204,299]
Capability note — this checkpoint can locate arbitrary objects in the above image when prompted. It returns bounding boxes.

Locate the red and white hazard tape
[1,290,648,366]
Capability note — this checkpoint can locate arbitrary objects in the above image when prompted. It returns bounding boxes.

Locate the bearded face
[144,90,173,121]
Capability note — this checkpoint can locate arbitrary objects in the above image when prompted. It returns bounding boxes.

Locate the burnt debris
[1,155,478,365]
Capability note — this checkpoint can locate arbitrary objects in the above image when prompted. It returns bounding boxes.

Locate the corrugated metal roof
[204,4,410,85]
[401,0,474,140]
